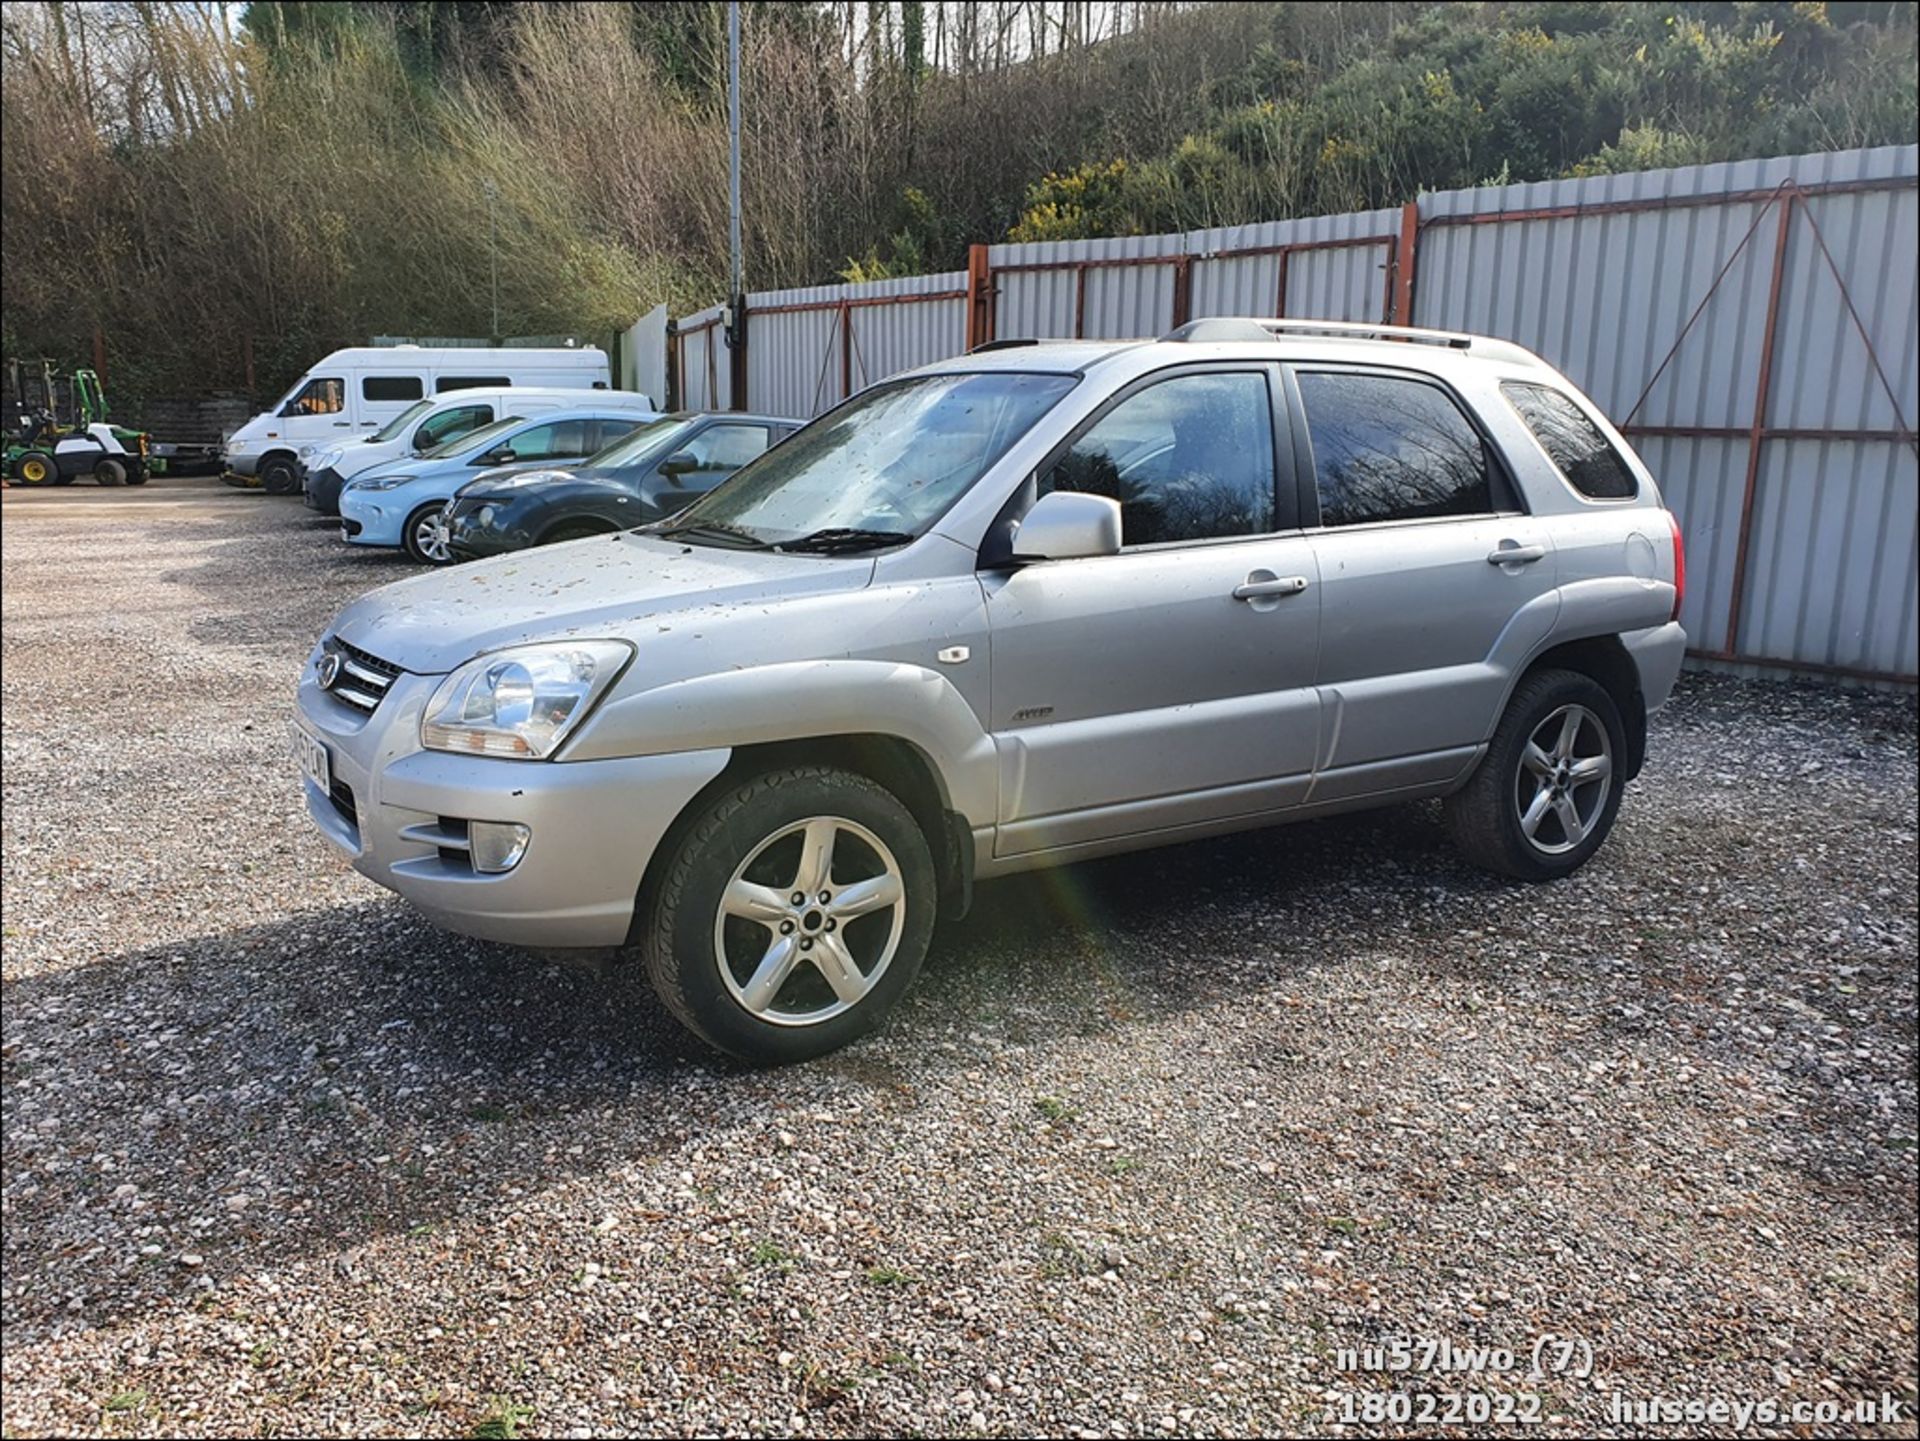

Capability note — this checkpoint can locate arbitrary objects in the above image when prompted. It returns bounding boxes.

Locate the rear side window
[363,375,424,402]
[586,417,645,451]
[1297,371,1491,528]
[1042,371,1276,546]
[437,375,511,392]
[1503,382,1638,500]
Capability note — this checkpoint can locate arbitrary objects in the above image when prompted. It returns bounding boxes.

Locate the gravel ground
[3,478,1916,1439]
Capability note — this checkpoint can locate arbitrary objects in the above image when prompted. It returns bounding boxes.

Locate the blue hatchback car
[338,406,656,563]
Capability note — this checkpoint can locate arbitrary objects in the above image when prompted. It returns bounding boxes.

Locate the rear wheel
[93,457,127,486]
[13,451,57,486]
[123,465,149,486]
[403,501,456,565]
[639,766,936,1064]
[1444,668,1626,881]
[259,455,301,496]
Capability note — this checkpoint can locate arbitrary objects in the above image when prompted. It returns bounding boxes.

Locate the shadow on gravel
[0,799,1478,1339]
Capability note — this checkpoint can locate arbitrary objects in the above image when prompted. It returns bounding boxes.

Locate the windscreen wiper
[775,527,915,554]
[651,519,769,549]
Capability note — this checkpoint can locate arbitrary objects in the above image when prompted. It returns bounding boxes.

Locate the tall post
[92,324,107,387]
[484,178,500,341]
[726,0,747,409]
[1724,188,1796,658]
[1391,200,1419,325]
[965,243,994,350]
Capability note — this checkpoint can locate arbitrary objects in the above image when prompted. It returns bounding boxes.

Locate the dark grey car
[443,412,798,560]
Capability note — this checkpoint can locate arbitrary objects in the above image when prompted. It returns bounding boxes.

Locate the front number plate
[294,727,332,793]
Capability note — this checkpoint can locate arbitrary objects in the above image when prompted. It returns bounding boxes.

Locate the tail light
[1667,511,1686,624]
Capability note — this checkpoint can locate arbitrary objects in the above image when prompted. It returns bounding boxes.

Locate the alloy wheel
[712,816,907,1027]
[1513,703,1613,855]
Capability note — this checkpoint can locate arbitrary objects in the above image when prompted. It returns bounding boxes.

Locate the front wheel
[259,456,301,496]
[1443,668,1626,882]
[639,766,936,1063]
[402,502,457,565]
[94,457,127,486]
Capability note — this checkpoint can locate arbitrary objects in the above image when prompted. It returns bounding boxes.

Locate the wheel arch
[538,516,620,545]
[1514,634,1646,780]
[629,730,976,944]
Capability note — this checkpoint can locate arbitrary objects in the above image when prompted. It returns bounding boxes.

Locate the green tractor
[5,360,152,487]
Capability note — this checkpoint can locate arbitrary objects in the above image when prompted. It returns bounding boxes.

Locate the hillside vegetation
[2,1,1912,409]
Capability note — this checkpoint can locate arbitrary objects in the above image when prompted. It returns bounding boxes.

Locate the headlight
[421,641,632,759]
[351,474,414,492]
[312,447,343,470]
[478,506,498,526]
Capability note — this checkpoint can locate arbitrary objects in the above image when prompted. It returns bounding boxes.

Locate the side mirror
[659,450,698,478]
[1011,490,1122,562]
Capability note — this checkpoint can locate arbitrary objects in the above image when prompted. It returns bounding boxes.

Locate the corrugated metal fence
[670,143,1919,687]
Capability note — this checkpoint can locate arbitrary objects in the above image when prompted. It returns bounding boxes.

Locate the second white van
[223,345,624,494]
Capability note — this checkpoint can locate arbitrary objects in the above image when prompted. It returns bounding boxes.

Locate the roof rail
[1162,317,1543,366]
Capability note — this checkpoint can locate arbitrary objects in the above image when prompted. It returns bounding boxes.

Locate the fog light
[469,821,531,874]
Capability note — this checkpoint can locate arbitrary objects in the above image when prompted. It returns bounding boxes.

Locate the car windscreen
[368,398,437,443]
[663,374,1077,548]
[423,415,523,459]
[583,415,700,471]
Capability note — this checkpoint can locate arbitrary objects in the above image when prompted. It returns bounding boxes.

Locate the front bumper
[337,489,410,547]
[305,466,346,515]
[296,663,730,946]
[225,450,261,478]
[444,499,531,559]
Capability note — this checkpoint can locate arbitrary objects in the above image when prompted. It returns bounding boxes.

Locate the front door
[984,366,1323,858]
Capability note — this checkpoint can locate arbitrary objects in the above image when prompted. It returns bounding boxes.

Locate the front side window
[492,420,580,462]
[1503,381,1638,500]
[427,416,523,460]
[676,423,772,474]
[280,377,344,417]
[1298,371,1492,528]
[369,398,436,442]
[363,375,424,403]
[414,404,491,451]
[672,373,1077,549]
[1040,371,1275,546]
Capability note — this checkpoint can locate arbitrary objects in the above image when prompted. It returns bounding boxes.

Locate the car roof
[911,319,1551,383]
[670,410,802,426]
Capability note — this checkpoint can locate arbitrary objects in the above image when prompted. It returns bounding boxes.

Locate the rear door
[1286,365,1559,797]
[983,365,1323,857]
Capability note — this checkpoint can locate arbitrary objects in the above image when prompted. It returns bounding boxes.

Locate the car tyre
[638,766,936,1064]
[402,502,457,565]
[93,457,127,486]
[260,456,301,496]
[13,451,57,486]
[1445,668,1627,882]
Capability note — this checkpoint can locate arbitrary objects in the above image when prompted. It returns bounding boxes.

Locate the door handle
[1232,575,1310,600]
[1487,543,1546,566]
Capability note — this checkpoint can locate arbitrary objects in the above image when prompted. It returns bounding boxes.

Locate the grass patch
[465,1103,510,1124]
[469,1397,533,1440]
[750,1239,795,1268]
[865,1264,916,1287]
[1033,1096,1079,1124]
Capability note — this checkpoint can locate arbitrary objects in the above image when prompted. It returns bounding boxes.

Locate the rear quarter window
[1502,382,1638,500]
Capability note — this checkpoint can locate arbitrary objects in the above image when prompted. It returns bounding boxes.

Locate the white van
[299,386,656,515]
[223,345,623,493]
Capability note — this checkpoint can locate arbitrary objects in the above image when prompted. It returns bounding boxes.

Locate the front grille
[323,638,403,713]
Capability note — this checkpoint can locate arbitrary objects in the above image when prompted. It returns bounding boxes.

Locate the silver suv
[296,319,1686,1063]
